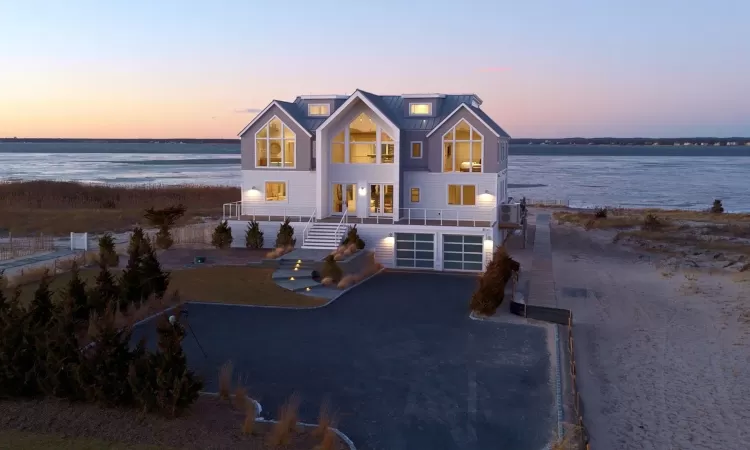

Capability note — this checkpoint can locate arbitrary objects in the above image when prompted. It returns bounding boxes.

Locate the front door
[332,183,357,215]
[369,184,394,216]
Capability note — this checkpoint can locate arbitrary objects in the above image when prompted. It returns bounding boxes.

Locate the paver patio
[131,271,555,450]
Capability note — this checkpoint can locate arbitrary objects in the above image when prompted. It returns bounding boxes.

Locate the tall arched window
[349,113,377,164]
[442,119,482,172]
[255,117,296,168]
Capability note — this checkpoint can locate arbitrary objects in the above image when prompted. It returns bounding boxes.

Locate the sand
[548,218,750,449]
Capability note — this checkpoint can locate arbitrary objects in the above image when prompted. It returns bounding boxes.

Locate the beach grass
[0,180,239,236]
[6,266,326,309]
[554,208,750,230]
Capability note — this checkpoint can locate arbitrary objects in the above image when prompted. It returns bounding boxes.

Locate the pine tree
[88,262,120,316]
[211,220,233,249]
[76,305,137,406]
[245,221,264,249]
[98,233,119,267]
[119,249,142,311]
[148,312,203,417]
[143,205,186,250]
[65,261,89,322]
[28,271,54,327]
[140,242,170,302]
[0,287,33,397]
[127,227,146,258]
[36,298,84,399]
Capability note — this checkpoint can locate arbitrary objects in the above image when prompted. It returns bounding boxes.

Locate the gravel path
[551,223,750,449]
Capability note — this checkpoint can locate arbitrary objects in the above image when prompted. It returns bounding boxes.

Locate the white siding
[352,226,395,268]
[402,171,498,222]
[227,220,310,249]
[241,170,317,217]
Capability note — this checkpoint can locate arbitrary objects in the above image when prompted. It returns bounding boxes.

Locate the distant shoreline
[2,137,750,146]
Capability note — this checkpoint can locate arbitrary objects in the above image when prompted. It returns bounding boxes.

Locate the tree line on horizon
[2,137,749,145]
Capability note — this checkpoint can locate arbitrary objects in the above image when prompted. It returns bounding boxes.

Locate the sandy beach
[541,209,750,449]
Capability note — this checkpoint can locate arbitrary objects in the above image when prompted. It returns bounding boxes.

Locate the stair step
[272,269,315,279]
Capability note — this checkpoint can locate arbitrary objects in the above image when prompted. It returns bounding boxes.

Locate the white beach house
[224,89,516,272]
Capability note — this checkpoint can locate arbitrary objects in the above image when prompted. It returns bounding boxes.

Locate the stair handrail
[334,209,348,246]
[302,208,316,246]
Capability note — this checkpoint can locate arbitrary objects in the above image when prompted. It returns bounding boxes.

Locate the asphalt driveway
[132,271,555,450]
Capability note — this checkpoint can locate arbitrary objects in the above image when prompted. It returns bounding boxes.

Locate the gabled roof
[315,89,400,135]
[425,103,511,138]
[239,91,509,138]
[237,101,313,137]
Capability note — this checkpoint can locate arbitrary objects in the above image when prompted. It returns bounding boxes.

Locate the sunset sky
[1,0,749,139]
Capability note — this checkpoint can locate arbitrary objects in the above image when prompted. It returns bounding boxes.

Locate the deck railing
[222,202,316,222]
[398,207,496,226]
[221,203,496,227]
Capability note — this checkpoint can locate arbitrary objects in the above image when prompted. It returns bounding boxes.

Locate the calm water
[1,142,749,212]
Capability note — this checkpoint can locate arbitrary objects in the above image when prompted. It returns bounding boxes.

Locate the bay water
[1,142,748,212]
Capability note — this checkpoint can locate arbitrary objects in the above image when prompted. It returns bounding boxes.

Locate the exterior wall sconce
[358,186,367,196]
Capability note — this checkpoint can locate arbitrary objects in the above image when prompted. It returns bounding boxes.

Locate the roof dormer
[402,94,446,118]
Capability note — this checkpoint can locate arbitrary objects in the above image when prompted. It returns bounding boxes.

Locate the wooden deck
[233,215,492,228]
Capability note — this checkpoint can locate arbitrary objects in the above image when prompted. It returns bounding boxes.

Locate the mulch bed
[0,395,349,450]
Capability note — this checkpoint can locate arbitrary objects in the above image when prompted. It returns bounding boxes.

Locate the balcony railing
[222,202,496,227]
[222,202,316,222]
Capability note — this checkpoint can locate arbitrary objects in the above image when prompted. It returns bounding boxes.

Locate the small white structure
[70,232,89,251]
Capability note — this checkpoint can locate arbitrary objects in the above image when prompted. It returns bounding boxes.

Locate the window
[265,181,287,201]
[255,117,296,168]
[308,103,330,116]
[442,119,482,173]
[409,103,431,116]
[411,141,422,158]
[410,187,420,203]
[381,131,395,164]
[332,132,345,163]
[447,184,476,206]
[349,113,377,164]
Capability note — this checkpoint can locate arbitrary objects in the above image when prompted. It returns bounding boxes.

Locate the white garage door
[395,233,435,269]
[442,234,484,271]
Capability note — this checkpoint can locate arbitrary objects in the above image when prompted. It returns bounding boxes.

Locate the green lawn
[6,266,326,308]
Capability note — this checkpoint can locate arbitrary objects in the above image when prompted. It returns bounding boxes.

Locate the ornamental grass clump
[341,224,365,250]
[321,255,343,283]
[469,246,520,316]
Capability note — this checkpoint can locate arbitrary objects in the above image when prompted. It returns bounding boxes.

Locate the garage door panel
[396,241,414,250]
[442,234,484,272]
[444,243,462,252]
[464,253,483,262]
[444,261,462,270]
[396,258,415,267]
[443,252,463,262]
[395,233,435,269]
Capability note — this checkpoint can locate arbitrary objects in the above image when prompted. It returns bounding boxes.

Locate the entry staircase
[301,213,348,250]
